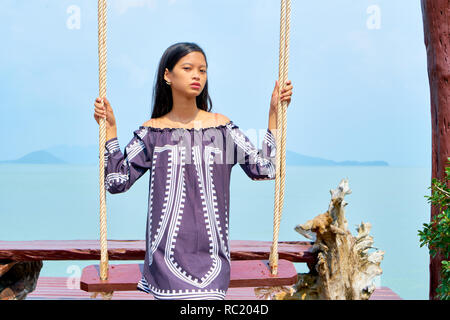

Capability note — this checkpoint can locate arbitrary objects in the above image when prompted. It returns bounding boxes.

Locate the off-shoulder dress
[103,119,277,300]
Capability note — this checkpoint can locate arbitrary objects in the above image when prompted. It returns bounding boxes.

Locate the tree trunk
[0,260,43,300]
[421,0,450,300]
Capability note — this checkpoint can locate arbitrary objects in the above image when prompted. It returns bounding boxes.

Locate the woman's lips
[190,84,201,89]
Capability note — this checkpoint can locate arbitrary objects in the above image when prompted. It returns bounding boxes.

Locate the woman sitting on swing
[93,42,294,300]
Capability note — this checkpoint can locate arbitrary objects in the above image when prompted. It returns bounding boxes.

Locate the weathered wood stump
[0,260,43,300]
[255,178,384,300]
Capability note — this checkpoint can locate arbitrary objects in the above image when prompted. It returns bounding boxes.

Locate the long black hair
[150,42,213,119]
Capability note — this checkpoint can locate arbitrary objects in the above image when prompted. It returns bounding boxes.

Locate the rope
[269,0,291,276]
[98,0,109,281]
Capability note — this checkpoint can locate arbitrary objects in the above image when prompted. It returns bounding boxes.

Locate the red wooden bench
[0,240,316,292]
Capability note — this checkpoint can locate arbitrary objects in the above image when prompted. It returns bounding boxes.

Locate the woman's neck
[158,106,208,129]
[166,92,200,122]
[166,104,200,124]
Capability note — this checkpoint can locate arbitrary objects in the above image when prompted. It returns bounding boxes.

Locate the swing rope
[269,0,291,276]
[98,0,108,281]
[96,0,291,281]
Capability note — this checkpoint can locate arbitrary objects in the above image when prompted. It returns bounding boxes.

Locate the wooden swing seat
[80,259,298,292]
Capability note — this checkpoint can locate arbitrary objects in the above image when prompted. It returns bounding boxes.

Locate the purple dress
[103,120,276,300]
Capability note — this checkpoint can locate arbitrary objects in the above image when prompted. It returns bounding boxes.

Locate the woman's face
[164,51,207,97]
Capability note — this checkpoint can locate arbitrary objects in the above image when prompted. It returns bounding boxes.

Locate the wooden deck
[26,277,402,300]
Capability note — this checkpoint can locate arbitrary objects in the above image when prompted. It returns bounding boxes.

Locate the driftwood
[255,178,384,300]
[0,260,42,300]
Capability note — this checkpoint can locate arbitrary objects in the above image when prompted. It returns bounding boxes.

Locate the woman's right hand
[94,96,116,128]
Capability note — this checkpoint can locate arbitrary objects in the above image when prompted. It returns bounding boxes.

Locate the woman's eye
[183,67,206,73]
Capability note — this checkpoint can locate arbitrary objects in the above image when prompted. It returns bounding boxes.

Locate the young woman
[93,42,293,300]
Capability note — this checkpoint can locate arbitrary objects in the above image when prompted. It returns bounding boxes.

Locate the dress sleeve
[102,126,153,194]
[227,122,277,181]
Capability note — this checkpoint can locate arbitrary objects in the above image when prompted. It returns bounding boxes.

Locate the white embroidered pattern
[188,144,224,287]
[143,143,229,296]
[104,130,149,190]
[226,123,276,179]
[150,144,176,254]
[137,276,226,300]
[145,148,158,267]
[104,139,120,168]
[164,146,209,287]
[204,145,230,261]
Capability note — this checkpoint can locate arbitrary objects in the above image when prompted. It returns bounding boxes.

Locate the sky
[0,0,431,167]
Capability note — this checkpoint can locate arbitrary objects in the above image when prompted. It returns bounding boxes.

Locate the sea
[0,164,431,300]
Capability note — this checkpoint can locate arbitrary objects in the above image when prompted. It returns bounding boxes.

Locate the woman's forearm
[107,125,117,141]
[268,107,278,140]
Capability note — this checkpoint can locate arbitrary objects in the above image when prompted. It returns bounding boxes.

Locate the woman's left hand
[270,79,293,112]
